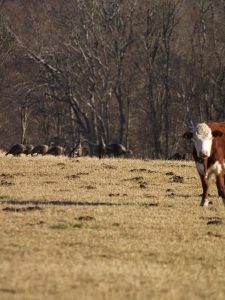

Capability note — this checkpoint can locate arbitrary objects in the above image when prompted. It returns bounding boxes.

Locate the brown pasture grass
[0,153,225,300]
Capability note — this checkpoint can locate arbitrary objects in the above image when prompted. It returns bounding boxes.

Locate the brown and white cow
[183,122,225,207]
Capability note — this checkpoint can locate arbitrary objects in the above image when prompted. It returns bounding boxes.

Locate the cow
[183,122,225,207]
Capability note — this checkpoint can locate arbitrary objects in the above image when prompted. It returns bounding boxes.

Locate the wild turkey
[169,152,187,160]
[24,144,34,155]
[125,149,133,158]
[98,136,106,159]
[46,145,65,156]
[5,144,26,156]
[31,144,49,156]
[68,141,82,158]
[106,143,127,157]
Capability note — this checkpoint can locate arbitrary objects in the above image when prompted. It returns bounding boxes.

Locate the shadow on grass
[0,199,131,207]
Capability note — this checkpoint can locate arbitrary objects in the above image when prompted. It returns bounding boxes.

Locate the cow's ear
[182,131,193,139]
[212,130,223,138]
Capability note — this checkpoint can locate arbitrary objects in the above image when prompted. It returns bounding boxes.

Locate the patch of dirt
[144,194,157,198]
[81,185,96,190]
[180,164,194,168]
[0,288,17,294]
[165,171,175,176]
[131,176,144,181]
[178,194,192,198]
[130,168,156,173]
[167,192,175,197]
[140,202,159,207]
[0,180,14,186]
[170,175,184,183]
[207,231,223,238]
[129,176,148,188]
[103,164,117,169]
[2,206,43,212]
[166,172,184,183]
[109,193,127,197]
[25,221,45,226]
[0,173,14,179]
[140,182,147,188]
[14,172,25,177]
[163,204,174,208]
[66,174,81,179]
[112,222,120,227]
[76,216,96,221]
[77,172,89,176]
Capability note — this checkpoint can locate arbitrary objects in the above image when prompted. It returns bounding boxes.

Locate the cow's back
[207,122,225,157]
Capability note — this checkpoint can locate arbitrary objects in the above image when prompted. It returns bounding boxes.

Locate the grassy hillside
[0,154,225,300]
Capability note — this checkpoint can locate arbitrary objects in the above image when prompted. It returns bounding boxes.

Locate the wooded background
[0,0,224,158]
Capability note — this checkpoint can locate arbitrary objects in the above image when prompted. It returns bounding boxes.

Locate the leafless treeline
[0,0,224,158]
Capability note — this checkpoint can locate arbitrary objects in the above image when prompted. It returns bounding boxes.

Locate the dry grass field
[0,153,225,300]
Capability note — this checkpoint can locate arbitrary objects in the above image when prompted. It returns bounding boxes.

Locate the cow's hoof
[200,199,209,207]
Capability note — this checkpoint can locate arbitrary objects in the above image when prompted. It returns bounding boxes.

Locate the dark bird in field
[5,144,26,156]
[24,144,34,155]
[31,144,49,156]
[106,143,127,157]
[125,149,133,158]
[46,145,65,156]
[98,136,107,159]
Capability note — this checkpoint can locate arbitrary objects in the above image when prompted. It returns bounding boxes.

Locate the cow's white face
[183,123,213,158]
[183,123,223,159]
[191,123,213,158]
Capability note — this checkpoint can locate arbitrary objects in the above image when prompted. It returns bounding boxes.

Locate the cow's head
[183,123,222,159]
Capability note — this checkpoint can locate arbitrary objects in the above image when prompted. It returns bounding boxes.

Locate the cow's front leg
[200,175,210,207]
[216,172,225,206]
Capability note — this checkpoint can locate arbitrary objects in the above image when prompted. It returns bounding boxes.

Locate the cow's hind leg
[216,172,225,206]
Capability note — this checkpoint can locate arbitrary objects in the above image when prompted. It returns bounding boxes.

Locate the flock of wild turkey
[5,142,82,158]
[4,139,132,159]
